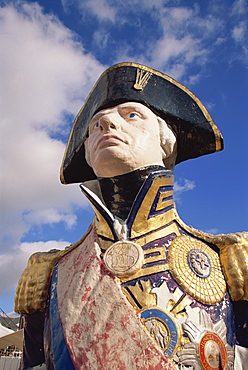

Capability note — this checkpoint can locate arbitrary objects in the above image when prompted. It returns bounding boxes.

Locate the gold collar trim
[81,170,177,246]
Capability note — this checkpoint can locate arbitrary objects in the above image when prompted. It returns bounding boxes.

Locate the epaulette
[15,216,248,315]
[175,213,248,302]
[14,225,93,315]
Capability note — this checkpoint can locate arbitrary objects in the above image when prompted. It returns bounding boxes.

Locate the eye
[89,121,99,133]
[129,113,136,118]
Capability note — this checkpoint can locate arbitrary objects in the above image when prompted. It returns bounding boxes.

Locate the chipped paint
[56,225,175,369]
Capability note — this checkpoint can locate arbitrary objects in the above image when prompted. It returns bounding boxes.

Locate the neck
[98,165,167,220]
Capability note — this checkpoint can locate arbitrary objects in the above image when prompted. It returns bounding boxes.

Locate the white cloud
[147,7,222,76]
[23,208,77,229]
[214,37,226,46]
[169,6,194,22]
[232,21,247,43]
[204,101,216,111]
[140,0,169,10]
[231,0,247,15]
[231,20,248,64]
[109,3,220,81]
[205,228,219,235]
[174,179,196,201]
[64,0,166,21]
[154,36,194,64]
[62,0,248,76]
[84,0,116,22]
[0,3,104,129]
[0,240,70,294]
[0,3,105,251]
[64,0,117,23]
[93,29,110,49]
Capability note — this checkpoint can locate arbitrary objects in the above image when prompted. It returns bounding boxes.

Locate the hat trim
[60,62,223,184]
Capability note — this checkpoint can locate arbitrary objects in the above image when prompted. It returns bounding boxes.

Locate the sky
[0,0,247,314]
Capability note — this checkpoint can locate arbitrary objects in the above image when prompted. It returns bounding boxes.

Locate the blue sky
[0,0,247,314]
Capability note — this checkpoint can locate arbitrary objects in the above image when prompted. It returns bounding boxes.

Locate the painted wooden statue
[15,63,248,369]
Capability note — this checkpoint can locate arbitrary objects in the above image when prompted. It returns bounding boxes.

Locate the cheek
[84,138,93,166]
[133,128,160,148]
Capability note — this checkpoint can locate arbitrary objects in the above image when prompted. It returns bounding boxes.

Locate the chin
[93,156,135,178]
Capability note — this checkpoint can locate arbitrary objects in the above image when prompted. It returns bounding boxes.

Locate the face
[85,102,165,177]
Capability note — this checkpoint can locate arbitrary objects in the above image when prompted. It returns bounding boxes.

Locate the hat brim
[60,62,223,184]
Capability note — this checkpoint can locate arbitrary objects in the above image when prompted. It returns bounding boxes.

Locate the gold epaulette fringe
[15,213,248,315]
[14,225,93,314]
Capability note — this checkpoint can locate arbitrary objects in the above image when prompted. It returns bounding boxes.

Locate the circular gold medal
[103,240,144,277]
[168,236,226,304]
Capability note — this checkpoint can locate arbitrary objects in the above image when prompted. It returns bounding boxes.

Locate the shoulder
[15,225,94,314]
[176,213,248,301]
[175,210,248,247]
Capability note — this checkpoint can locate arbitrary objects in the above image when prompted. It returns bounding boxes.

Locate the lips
[96,135,125,149]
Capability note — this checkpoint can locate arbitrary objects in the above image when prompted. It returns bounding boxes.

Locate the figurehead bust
[15,63,248,370]
[60,62,223,184]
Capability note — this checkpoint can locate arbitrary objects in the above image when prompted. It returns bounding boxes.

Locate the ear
[163,141,177,170]
[158,118,177,154]
[157,117,177,170]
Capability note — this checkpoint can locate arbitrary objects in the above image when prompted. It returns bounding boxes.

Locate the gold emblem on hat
[103,240,144,277]
[133,68,152,90]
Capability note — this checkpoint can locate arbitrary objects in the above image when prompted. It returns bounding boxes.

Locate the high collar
[98,165,166,220]
[80,168,178,246]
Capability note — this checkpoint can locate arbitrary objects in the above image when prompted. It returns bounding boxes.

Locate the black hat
[60,62,223,184]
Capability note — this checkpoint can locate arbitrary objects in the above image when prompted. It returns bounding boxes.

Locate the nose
[98,114,119,132]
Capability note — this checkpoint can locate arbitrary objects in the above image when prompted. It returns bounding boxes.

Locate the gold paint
[168,236,226,305]
[212,232,248,301]
[98,237,114,251]
[123,278,191,355]
[95,173,178,248]
[170,294,192,315]
[140,283,187,357]
[155,190,174,211]
[153,283,192,321]
[14,226,93,314]
[143,246,166,264]
[99,222,180,253]
[175,213,248,302]
[130,174,175,239]
[133,222,180,246]
[123,280,156,310]
[98,220,179,279]
[120,263,170,283]
[131,208,177,240]
[119,224,180,283]
[164,287,185,312]
[133,68,152,90]
[100,221,180,283]
[123,279,191,357]
[93,207,114,240]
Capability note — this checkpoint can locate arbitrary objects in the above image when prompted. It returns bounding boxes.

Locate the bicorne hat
[60,62,223,184]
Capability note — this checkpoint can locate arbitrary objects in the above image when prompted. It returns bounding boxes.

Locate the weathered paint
[56,225,175,369]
